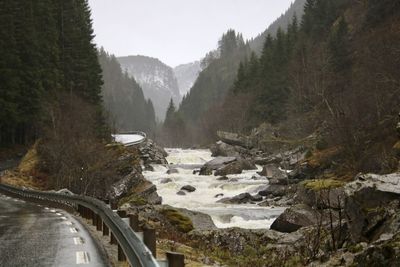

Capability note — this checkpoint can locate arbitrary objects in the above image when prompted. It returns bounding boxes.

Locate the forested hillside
[0,0,104,146]
[250,0,307,53]
[0,0,123,195]
[203,0,400,174]
[99,49,156,134]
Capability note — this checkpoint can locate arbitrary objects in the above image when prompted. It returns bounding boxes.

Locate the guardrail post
[166,252,185,267]
[129,214,140,232]
[117,210,127,217]
[143,228,156,258]
[92,210,97,226]
[102,222,109,236]
[118,244,127,262]
[96,214,102,231]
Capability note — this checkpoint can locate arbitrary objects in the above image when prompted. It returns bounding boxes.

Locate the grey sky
[88,0,294,67]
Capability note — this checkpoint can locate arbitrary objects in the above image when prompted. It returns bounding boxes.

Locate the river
[143,148,285,229]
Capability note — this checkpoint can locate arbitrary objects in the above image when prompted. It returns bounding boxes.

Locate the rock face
[210,141,243,157]
[258,184,288,197]
[108,168,162,205]
[296,183,346,209]
[138,139,168,165]
[270,204,318,233]
[344,173,400,242]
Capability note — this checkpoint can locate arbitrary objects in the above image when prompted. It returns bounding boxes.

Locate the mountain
[99,50,156,134]
[117,55,181,121]
[173,61,201,96]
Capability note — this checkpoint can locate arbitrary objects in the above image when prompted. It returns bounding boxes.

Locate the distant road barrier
[0,183,184,267]
[112,131,147,146]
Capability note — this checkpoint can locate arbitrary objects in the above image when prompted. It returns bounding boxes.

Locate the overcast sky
[88,0,294,67]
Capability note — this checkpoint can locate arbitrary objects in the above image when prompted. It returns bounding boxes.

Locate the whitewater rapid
[143,148,285,229]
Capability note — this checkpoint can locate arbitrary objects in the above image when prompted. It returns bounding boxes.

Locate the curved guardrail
[0,183,159,267]
[112,131,147,146]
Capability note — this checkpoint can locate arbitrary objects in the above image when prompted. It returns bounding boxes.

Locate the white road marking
[73,237,85,245]
[56,213,62,216]
[45,207,49,210]
[76,251,90,264]
[64,221,73,226]
[50,209,56,213]
[70,227,78,233]
[61,216,67,220]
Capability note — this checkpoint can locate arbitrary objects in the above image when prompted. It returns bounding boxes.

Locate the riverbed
[143,148,285,229]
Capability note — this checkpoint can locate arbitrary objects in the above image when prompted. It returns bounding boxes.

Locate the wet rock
[251,194,263,202]
[199,157,237,176]
[214,193,224,198]
[192,169,200,175]
[160,178,172,184]
[167,168,179,174]
[177,190,186,196]
[216,176,229,181]
[181,185,196,192]
[217,193,254,204]
[210,141,242,157]
[144,164,154,171]
[229,178,239,182]
[258,185,287,197]
[214,158,257,176]
[270,204,319,233]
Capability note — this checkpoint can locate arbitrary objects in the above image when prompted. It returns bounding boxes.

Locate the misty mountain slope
[99,51,156,133]
[250,0,307,53]
[118,55,181,121]
[173,61,201,96]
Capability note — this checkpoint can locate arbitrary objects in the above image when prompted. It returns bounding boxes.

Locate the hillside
[118,55,181,121]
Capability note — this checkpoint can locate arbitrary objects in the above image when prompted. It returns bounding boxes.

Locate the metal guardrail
[0,183,159,267]
[112,131,147,146]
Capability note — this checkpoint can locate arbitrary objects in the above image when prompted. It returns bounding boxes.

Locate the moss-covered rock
[160,208,194,233]
[118,194,147,206]
[302,179,345,191]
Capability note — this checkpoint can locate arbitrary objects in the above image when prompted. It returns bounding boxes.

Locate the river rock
[258,184,287,197]
[177,190,186,195]
[160,178,172,184]
[270,204,319,233]
[181,185,196,192]
[214,159,257,176]
[210,141,241,157]
[217,193,261,204]
[216,176,229,181]
[167,168,179,174]
[199,157,237,175]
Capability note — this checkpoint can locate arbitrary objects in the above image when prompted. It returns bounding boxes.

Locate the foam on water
[143,148,286,229]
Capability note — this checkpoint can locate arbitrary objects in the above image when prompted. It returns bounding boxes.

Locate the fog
[88,0,294,66]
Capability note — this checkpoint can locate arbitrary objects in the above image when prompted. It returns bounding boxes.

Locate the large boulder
[270,204,319,233]
[217,131,253,148]
[214,159,257,176]
[258,164,288,185]
[258,184,287,197]
[217,193,259,204]
[344,173,400,242]
[296,179,346,209]
[210,141,242,157]
[199,157,237,175]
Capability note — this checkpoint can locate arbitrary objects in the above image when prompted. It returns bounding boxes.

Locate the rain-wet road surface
[0,193,108,267]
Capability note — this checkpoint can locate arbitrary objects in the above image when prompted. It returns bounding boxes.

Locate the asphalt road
[0,194,108,267]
